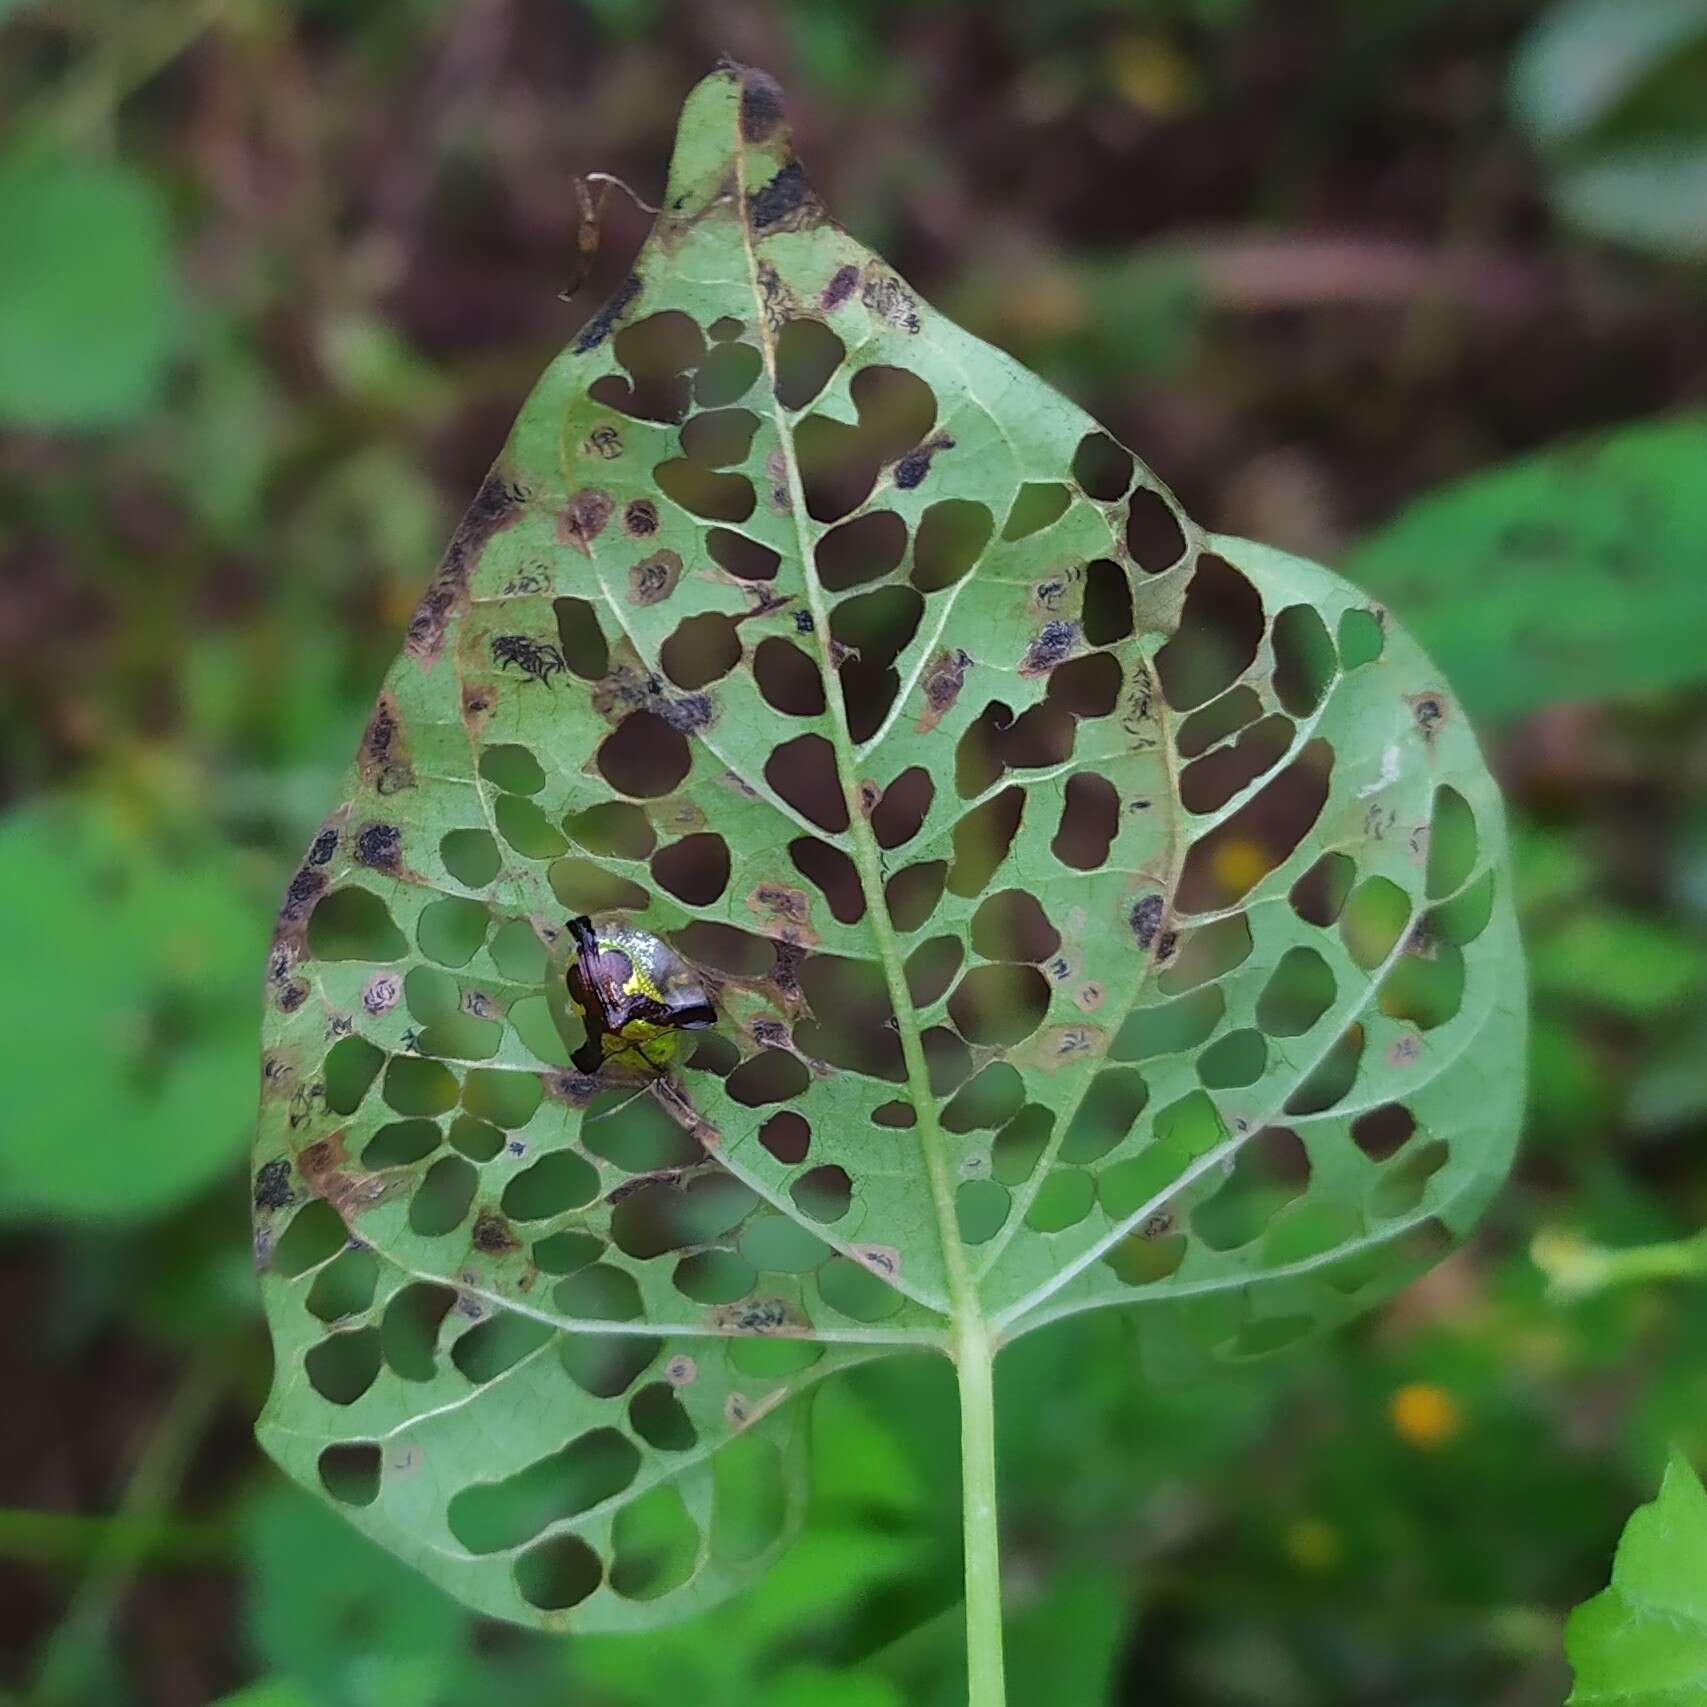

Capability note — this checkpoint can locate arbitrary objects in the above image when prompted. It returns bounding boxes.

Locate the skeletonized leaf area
[253,65,1524,1630]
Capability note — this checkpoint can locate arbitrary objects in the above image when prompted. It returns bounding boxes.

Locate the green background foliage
[2,1,1706,1703]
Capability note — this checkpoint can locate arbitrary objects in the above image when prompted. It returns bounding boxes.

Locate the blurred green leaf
[1567,1451,1707,1703]
[0,148,179,428]
[0,793,262,1221]
[1344,415,1707,721]
[1005,1564,1131,1706]
[1530,908,1707,1019]
[1512,0,1707,256]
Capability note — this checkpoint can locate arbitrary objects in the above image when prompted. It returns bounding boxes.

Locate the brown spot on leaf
[359,693,415,794]
[623,499,659,538]
[558,490,614,555]
[747,884,818,939]
[407,471,524,667]
[821,264,859,311]
[628,549,683,606]
[472,1210,519,1255]
[917,648,971,734]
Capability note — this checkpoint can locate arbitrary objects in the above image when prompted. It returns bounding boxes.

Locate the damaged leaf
[254,64,1525,1632]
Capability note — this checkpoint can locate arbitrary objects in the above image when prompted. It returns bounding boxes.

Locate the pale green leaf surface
[1567,1453,1707,1704]
[254,66,1524,1630]
[1342,415,1707,721]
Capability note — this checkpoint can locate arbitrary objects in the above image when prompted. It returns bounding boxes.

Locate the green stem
[956,1316,1007,1707]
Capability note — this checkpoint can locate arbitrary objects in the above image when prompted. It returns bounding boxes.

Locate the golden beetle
[564,914,717,1074]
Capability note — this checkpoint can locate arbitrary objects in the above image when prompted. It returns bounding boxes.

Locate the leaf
[1567,1452,1707,1704]
[0,148,179,428]
[1510,0,1707,257]
[253,65,1525,1631]
[0,793,262,1221]
[1342,414,1707,721]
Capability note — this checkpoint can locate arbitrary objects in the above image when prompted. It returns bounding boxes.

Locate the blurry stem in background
[1532,1227,1707,1301]
[0,1508,228,1572]
[30,1361,226,1707]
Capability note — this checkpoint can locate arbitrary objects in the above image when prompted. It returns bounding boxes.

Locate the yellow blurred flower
[1107,35,1199,118]
[1389,1381,1462,1449]
[1211,836,1272,896]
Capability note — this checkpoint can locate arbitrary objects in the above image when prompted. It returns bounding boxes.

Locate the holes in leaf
[533,1230,602,1275]
[731,1332,823,1378]
[1098,1091,1226,1220]
[817,509,906,592]
[590,311,703,423]
[323,1036,383,1116]
[971,890,1060,963]
[942,1063,1024,1132]
[271,1201,345,1278]
[1052,773,1118,871]
[797,366,935,521]
[1155,554,1263,711]
[674,1250,756,1304]
[1125,485,1187,573]
[630,1383,698,1451]
[409,1155,477,1235]
[1025,1168,1095,1232]
[318,1443,381,1507]
[1193,1127,1308,1250]
[956,701,1009,799]
[1198,1027,1268,1088]
[948,963,1050,1046]
[1073,431,1134,501]
[655,456,756,523]
[766,733,848,833]
[549,859,649,916]
[555,1262,644,1322]
[1179,714,1292,815]
[515,1536,602,1611]
[1175,740,1333,913]
[1426,786,1478,900]
[792,1165,851,1223]
[819,1256,903,1321]
[491,919,547,985]
[305,1329,381,1406]
[956,1179,1011,1244]
[992,1104,1054,1186]
[503,1150,598,1220]
[760,1111,810,1164]
[1103,1226,1187,1287]
[451,1310,554,1384]
[947,787,1024,897]
[774,318,844,409]
[561,1332,661,1398]
[565,803,654,862]
[791,836,865,924]
[599,711,692,799]
[672,920,775,977]
[494,794,568,860]
[924,1026,972,1093]
[711,1433,786,1564]
[1380,933,1465,1030]
[417,896,490,968]
[1342,877,1413,969]
[1291,852,1354,927]
[832,584,922,741]
[872,766,933,848]
[1433,868,1495,946]
[1001,482,1071,541]
[449,1427,641,1555]
[1082,558,1134,646]
[481,743,545,795]
[553,596,609,681]
[382,1282,455,1381]
[1257,947,1337,1036]
[1061,1068,1149,1163]
[661,613,741,689]
[611,1484,698,1601]
[613,1173,756,1259]
[384,1056,458,1117]
[741,1215,831,1272]
[1177,685,1261,759]
[727,1049,810,1107]
[1047,652,1122,718]
[441,829,501,888]
[653,833,731,906]
[1285,1023,1366,1116]
[911,498,993,593]
[307,888,407,962]
[687,1032,739,1075]
[696,339,761,406]
[363,1119,440,1169]
[306,1247,378,1322]
[885,860,947,931]
[1353,1103,1416,1162]
[707,527,780,581]
[449,1115,504,1161]
[1158,914,1253,995]
[871,1100,916,1129]
[1371,1138,1449,1218]
[680,408,759,469]
[797,956,900,1080]
[754,637,826,717]
[1272,605,1337,717]
[905,935,963,1008]
[1111,986,1225,1062]
[1337,606,1384,669]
